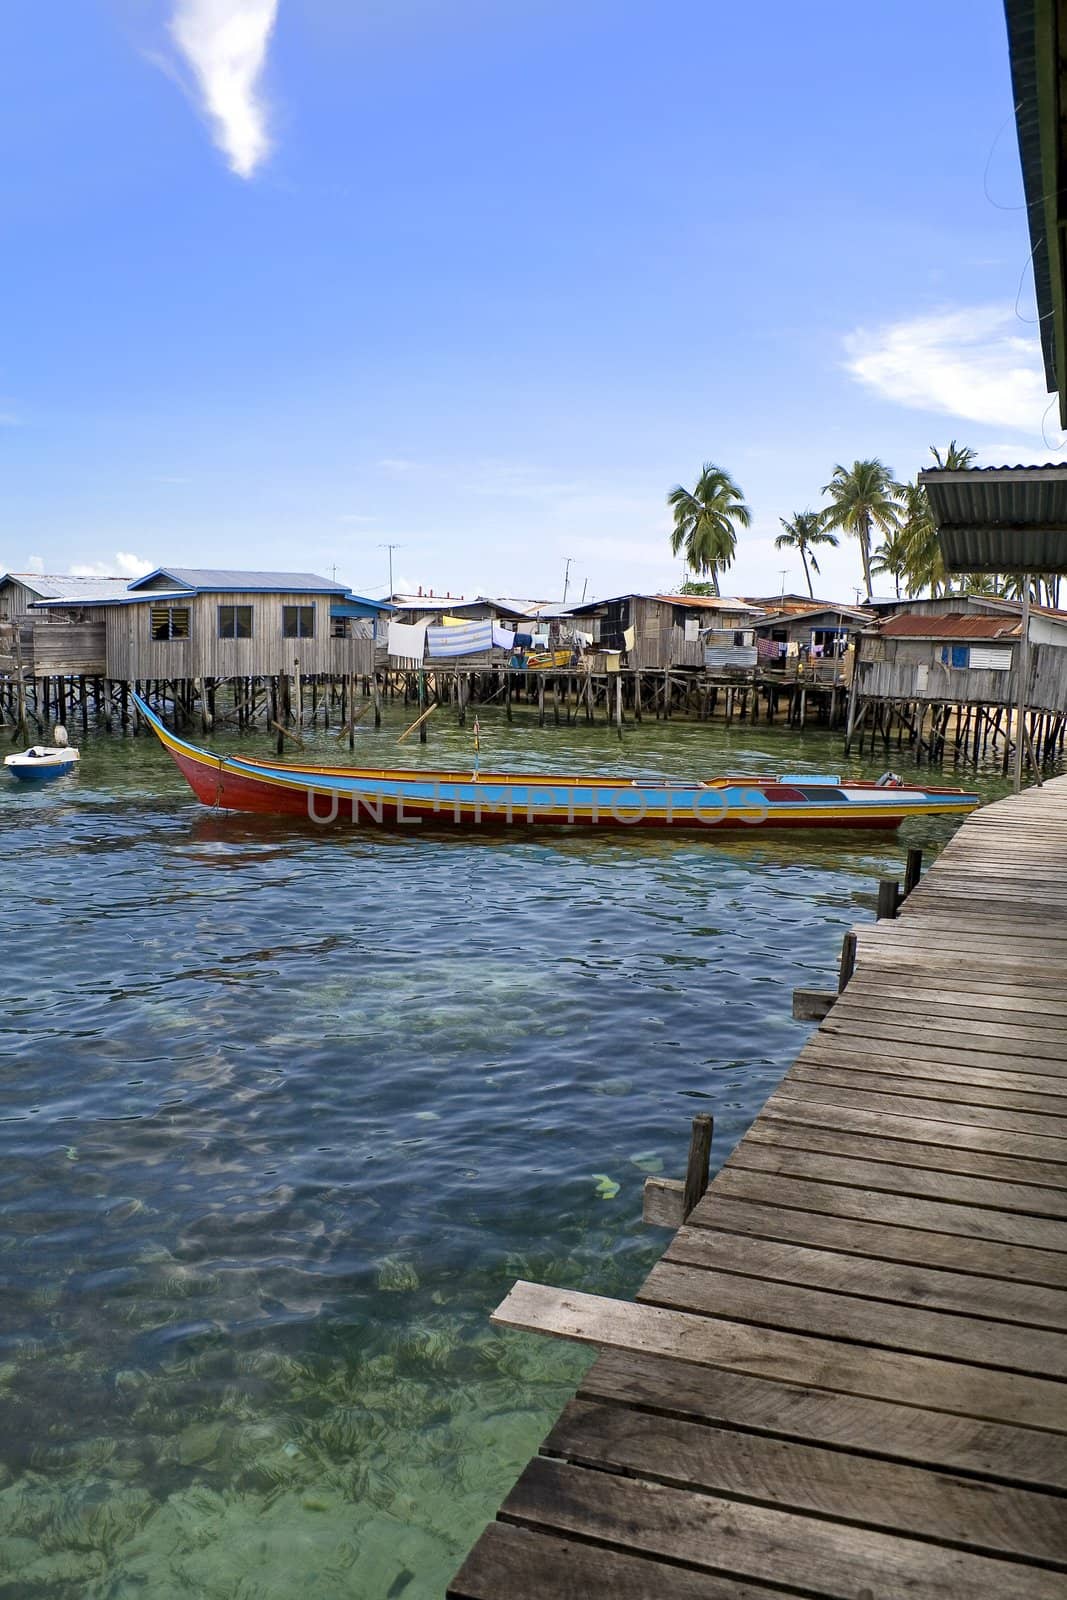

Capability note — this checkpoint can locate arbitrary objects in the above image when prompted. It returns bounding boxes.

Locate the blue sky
[0,0,1055,602]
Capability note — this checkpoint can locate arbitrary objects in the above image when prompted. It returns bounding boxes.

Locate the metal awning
[920,465,1067,574]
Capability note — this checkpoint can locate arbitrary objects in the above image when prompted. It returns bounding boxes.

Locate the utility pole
[562,556,574,607]
[379,543,404,598]
[779,569,788,597]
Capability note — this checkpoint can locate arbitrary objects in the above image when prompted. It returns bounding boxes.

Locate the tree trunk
[859,514,873,600]
[801,549,813,598]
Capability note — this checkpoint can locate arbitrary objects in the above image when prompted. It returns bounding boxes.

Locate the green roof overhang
[922,464,1067,571]
[1006,0,1067,426]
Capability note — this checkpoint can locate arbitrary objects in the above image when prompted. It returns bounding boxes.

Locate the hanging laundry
[492,623,517,650]
[387,619,428,660]
[426,619,494,656]
[441,614,468,626]
[622,625,636,651]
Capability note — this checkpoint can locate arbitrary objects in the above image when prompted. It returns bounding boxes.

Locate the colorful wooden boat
[134,693,979,832]
[4,745,80,783]
[525,648,573,671]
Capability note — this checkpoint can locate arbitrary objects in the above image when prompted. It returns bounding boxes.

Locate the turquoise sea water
[0,704,1031,1598]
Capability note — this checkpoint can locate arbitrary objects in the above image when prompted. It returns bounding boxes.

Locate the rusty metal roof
[921,466,1067,574]
[880,613,1020,641]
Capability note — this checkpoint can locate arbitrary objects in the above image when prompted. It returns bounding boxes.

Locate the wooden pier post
[876,878,901,920]
[682,1114,714,1218]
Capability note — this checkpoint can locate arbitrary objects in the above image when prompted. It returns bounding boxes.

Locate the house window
[940,644,970,669]
[218,605,253,639]
[150,606,190,641]
[331,615,349,639]
[283,605,315,639]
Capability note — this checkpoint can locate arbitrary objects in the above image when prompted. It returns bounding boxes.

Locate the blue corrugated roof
[127,567,351,593]
[1,572,133,601]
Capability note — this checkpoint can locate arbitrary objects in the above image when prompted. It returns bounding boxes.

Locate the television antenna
[378,543,404,596]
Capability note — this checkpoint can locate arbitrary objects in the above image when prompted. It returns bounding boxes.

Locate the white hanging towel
[388,619,429,660]
[492,623,517,650]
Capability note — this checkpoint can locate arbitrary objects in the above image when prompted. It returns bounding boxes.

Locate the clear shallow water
[0,705,1031,1598]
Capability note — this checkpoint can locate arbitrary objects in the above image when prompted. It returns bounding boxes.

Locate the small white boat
[4,745,80,783]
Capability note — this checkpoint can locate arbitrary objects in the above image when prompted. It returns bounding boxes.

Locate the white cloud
[25,555,44,574]
[378,458,425,474]
[972,440,1067,464]
[70,552,152,579]
[844,306,1058,432]
[169,0,279,178]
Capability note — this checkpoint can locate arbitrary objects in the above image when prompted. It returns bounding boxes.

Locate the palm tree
[667,463,751,595]
[821,460,901,600]
[929,440,978,470]
[870,525,913,599]
[774,511,838,599]
[897,479,945,597]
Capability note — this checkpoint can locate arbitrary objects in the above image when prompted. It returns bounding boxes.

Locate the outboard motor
[875,770,903,788]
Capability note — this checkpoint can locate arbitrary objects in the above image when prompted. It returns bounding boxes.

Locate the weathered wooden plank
[579,1350,1067,1490]
[773,1077,1067,1139]
[760,1089,1067,1165]
[688,1191,1067,1288]
[643,1176,684,1228]
[726,1140,1067,1219]
[824,999,1067,1045]
[702,1168,1067,1264]
[499,1459,1066,1600]
[810,1017,1067,1068]
[797,1044,1067,1095]
[638,1258,1067,1377]
[792,987,837,1020]
[745,1116,1067,1192]
[544,1399,1067,1566]
[491,1282,1067,1428]
[448,1523,793,1600]
[664,1224,1067,1331]
[836,981,1067,1022]
[788,1059,1067,1116]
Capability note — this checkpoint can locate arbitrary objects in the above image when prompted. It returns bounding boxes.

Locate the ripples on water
[0,707,1023,1597]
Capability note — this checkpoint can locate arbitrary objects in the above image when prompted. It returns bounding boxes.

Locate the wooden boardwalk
[449,777,1067,1599]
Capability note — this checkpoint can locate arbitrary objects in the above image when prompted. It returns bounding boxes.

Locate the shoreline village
[3,5,1067,1599]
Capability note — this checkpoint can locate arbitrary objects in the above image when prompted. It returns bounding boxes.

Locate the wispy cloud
[70,552,152,579]
[844,306,1058,433]
[378,457,425,474]
[169,0,279,178]
[25,555,44,575]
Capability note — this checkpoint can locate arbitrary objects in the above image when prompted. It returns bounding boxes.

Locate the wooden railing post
[838,930,857,991]
[683,1114,714,1219]
[877,879,901,920]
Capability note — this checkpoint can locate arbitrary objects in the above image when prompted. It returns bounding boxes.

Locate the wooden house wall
[29,622,107,675]
[104,592,345,681]
[856,638,1067,713]
[0,580,44,622]
[0,621,28,675]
